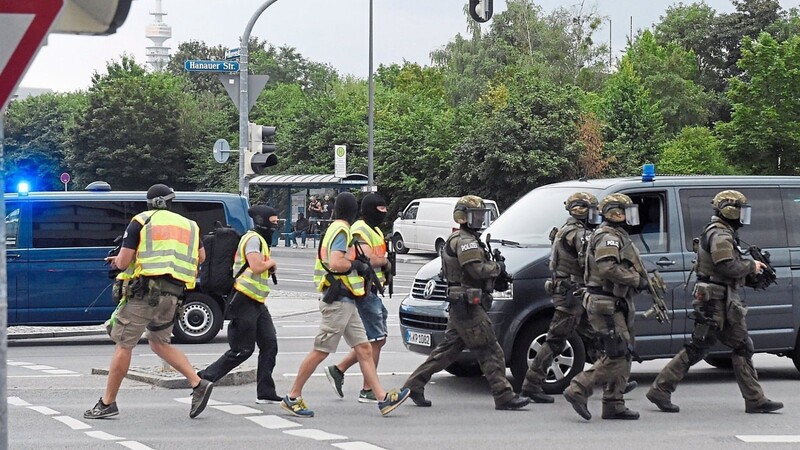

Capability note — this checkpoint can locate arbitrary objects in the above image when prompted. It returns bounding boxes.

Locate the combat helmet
[565,192,599,222]
[599,193,640,226]
[712,190,751,225]
[454,195,491,230]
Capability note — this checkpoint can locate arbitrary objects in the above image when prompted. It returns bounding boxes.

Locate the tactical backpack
[198,222,242,296]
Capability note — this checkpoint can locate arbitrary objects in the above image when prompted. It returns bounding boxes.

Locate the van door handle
[6,253,21,260]
[656,258,676,267]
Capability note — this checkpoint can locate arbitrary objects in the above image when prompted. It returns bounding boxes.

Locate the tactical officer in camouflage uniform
[521,192,604,403]
[646,190,783,414]
[564,193,645,421]
[403,195,530,410]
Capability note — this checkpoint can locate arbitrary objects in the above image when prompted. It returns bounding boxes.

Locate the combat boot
[495,395,530,410]
[646,388,680,413]
[601,404,640,420]
[563,389,591,420]
[521,389,554,404]
[745,399,784,414]
[409,390,432,407]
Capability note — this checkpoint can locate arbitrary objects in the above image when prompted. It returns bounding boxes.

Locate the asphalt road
[7,248,800,449]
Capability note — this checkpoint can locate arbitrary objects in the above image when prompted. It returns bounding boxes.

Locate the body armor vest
[697,220,740,286]
[550,218,586,281]
[585,224,637,299]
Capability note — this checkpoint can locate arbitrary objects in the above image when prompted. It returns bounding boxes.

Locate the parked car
[4,182,251,344]
[399,173,800,393]
[392,197,500,254]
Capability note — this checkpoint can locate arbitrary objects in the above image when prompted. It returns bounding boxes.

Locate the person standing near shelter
[199,205,282,404]
[324,193,392,403]
[646,190,783,414]
[85,184,213,419]
[281,192,410,417]
[403,195,529,411]
[563,193,644,421]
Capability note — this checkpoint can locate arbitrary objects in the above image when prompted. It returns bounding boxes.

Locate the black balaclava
[332,192,358,225]
[361,193,387,228]
[249,205,278,243]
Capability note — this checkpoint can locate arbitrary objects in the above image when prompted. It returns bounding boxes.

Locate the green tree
[717,33,800,174]
[658,126,737,175]
[3,92,87,192]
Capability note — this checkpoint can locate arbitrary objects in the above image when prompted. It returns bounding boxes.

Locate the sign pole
[239,0,280,199]
[0,108,8,448]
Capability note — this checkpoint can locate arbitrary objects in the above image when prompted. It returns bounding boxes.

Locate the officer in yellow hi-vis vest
[200,205,282,404]
[86,184,213,420]
[281,192,410,418]
[325,193,392,403]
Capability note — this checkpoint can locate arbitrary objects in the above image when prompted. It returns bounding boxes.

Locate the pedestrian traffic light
[244,123,278,176]
[468,0,493,23]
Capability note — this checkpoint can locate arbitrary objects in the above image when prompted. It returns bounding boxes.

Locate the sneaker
[358,389,378,403]
[324,365,345,398]
[190,379,214,418]
[280,395,314,417]
[378,387,411,416]
[256,393,283,404]
[292,244,298,248]
[301,245,306,249]
[84,398,119,419]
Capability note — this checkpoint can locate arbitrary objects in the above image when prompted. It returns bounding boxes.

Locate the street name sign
[184,60,239,73]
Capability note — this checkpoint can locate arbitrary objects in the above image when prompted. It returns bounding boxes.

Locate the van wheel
[445,361,482,377]
[510,317,586,394]
[435,239,445,254]
[394,234,409,254]
[704,355,733,369]
[172,292,223,344]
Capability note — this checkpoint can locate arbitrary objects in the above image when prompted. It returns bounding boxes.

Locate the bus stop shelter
[248,173,369,246]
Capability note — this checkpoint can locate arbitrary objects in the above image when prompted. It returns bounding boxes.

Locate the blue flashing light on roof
[17,181,30,195]
[642,164,655,182]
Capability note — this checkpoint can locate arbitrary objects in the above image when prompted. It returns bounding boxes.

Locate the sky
[20,0,800,93]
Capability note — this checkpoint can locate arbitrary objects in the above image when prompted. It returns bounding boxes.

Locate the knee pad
[732,337,755,358]
[683,342,708,366]
[546,337,567,355]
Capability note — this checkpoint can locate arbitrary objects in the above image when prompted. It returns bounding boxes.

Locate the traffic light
[244,122,278,175]
[468,0,493,23]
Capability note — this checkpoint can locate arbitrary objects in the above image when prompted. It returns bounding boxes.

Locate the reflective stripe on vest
[233,231,271,302]
[313,221,365,296]
[133,210,200,289]
[351,220,386,284]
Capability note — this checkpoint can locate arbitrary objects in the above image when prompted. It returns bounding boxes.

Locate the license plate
[406,330,431,347]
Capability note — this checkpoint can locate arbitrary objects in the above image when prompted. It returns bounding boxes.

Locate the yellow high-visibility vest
[233,231,271,302]
[313,220,365,297]
[350,219,386,284]
[132,210,200,289]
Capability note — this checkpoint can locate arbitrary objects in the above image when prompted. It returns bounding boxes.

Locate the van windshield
[484,187,602,247]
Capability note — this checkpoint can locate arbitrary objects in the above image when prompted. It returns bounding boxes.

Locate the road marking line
[118,441,155,450]
[174,397,230,406]
[27,406,59,415]
[283,428,347,440]
[279,278,315,283]
[42,369,77,374]
[333,442,387,450]
[246,415,302,429]
[737,435,800,443]
[53,416,91,430]
[8,374,81,378]
[86,430,124,440]
[282,372,413,377]
[25,364,56,370]
[212,404,262,415]
[7,361,33,366]
[8,397,31,406]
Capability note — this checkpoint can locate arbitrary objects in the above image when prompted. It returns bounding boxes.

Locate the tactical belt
[586,286,616,297]
[696,275,730,287]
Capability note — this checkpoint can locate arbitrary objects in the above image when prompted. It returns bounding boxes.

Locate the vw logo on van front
[423,279,437,299]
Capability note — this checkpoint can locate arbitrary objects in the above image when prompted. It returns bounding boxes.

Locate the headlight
[492,282,513,300]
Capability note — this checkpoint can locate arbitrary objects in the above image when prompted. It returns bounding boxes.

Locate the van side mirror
[397,211,403,219]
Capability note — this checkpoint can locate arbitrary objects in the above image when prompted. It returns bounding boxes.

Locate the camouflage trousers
[521,300,598,394]
[404,302,515,407]
[650,296,765,406]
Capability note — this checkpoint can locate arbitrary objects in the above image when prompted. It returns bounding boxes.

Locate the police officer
[199,205,282,404]
[86,184,213,419]
[646,190,783,414]
[403,195,530,410]
[563,193,644,420]
[521,192,606,403]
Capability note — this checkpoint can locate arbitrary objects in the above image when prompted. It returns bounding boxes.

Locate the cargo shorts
[110,291,178,348]
[313,296,368,353]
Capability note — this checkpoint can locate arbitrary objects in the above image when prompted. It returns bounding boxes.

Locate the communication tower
[145,0,171,71]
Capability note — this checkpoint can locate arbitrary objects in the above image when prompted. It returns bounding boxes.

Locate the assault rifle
[106,235,124,279]
[628,252,670,324]
[384,237,397,298]
[485,233,513,293]
[743,244,777,290]
[353,242,385,296]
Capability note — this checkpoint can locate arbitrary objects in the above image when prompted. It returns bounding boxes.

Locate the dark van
[399,174,800,392]
[4,183,251,343]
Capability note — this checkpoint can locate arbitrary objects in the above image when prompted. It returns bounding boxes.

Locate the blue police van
[4,182,251,343]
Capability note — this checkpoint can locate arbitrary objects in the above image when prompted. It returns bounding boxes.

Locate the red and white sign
[0,0,64,109]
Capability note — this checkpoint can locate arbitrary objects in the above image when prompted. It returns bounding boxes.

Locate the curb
[91,365,256,389]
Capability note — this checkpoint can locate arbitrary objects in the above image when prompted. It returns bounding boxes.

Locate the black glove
[637,275,650,291]
[497,261,506,274]
[350,260,371,277]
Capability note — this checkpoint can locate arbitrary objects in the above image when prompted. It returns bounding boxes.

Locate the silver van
[400,173,800,392]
